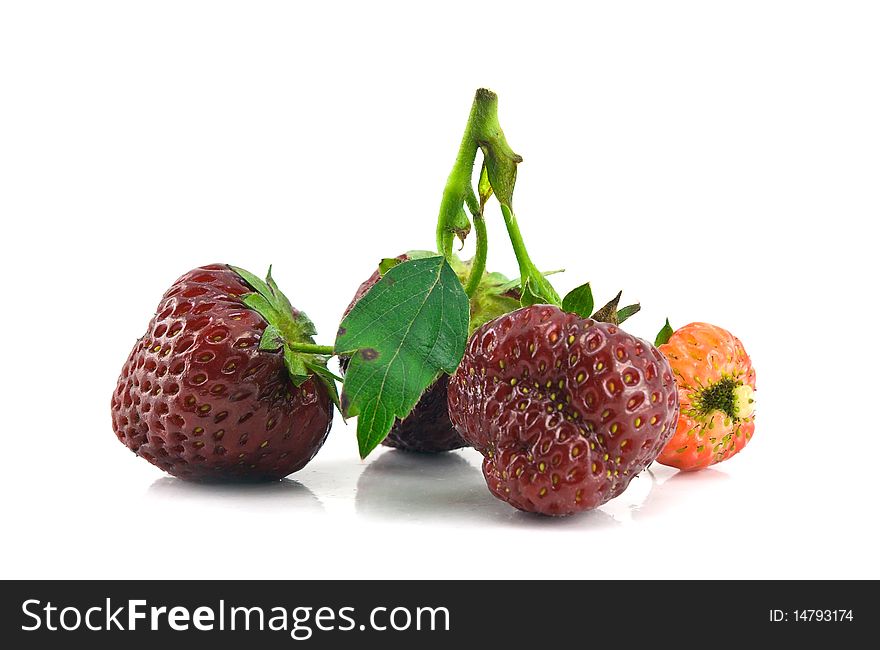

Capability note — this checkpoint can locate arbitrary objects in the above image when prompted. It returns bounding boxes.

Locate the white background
[1,1,878,580]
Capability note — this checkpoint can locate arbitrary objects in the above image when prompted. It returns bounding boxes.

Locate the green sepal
[562,282,595,318]
[494,269,563,295]
[592,291,623,325]
[231,264,340,412]
[304,359,342,411]
[655,319,674,346]
[259,324,284,351]
[230,265,276,303]
[616,304,641,324]
[241,292,279,322]
[519,277,546,308]
[518,273,562,308]
[283,347,310,386]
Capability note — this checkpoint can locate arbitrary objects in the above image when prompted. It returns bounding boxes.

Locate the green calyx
[655,319,674,346]
[696,377,754,422]
[230,265,340,409]
[562,283,640,325]
[448,256,522,333]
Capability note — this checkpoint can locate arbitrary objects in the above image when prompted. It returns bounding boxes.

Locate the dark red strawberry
[111,264,335,482]
[447,305,679,515]
[342,252,520,453]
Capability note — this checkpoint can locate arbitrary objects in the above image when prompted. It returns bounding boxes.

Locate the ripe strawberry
[447,305,679,515]
[342,252,520,453]
[111,264,334,481]
[656,322,755,471]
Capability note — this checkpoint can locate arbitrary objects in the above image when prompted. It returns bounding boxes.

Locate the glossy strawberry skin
[342,255,467,453]
[657,322,756,470]
[448,305,679,515]
[111,264,333,481]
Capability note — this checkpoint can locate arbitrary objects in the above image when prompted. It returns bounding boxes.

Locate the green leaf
[562,282,594,318]
[335,257,470,458]
[616,303,641,324]
[378,257,403,277]
[655,319,674,346]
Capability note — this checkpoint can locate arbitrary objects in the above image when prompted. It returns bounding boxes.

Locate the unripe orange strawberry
[657,322,756,471]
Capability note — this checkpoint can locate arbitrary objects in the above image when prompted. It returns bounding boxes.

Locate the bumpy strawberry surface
[111,265,333,481]
[657,322,755,471]
[448,305,679,515]
[342,254,467,453]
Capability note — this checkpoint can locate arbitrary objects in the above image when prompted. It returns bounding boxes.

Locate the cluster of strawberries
[111,91,756,516]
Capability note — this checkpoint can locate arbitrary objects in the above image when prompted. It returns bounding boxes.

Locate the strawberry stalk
[462,163,493,297]
[499,203,561,307]
[436,88,560,306]
[435,91,490,261]
[286,342,335,355]
[464,212,488,297]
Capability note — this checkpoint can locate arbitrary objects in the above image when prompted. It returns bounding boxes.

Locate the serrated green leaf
[562,282,594,318]
[655,319,674,346]
[378,257,403,277]
[616,303,641,324]
[335,257,469,458]
[259,324,284,351]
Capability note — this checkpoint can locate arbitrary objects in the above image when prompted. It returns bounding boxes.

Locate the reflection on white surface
[633,467,730,520]
[355,450,621,529]
[148,477,324,513]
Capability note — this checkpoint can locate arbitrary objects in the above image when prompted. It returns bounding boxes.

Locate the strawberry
[342,252,520,453]
[447,305,679,515]
[111,264,335,481]
[656,322,755,471]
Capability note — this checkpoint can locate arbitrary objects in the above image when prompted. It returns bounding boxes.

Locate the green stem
[464,213,488,297]
[435,89,505,259]
[287,342,335,355]
[500,204,561,306]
